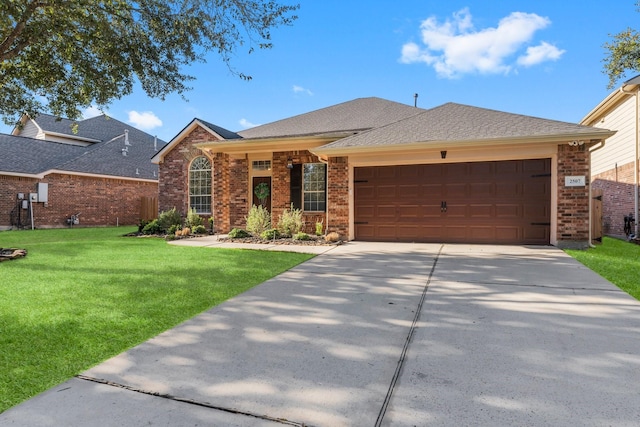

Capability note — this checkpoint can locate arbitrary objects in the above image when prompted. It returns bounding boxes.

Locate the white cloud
[517,41,565,67]
[82,105,104,119]
[293,85,313,96]
[127,111,162,130]
[239,118,260,128]
[400,8,563,78]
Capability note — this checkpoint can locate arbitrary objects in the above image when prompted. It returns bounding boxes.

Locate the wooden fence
[140,196,158,221]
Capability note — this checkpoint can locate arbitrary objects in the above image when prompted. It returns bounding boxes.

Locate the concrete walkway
[2,242,640,426]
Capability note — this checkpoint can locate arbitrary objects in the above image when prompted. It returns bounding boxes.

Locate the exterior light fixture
[287,158,294,169]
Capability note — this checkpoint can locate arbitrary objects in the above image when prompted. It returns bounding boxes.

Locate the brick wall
[0,173,157,229]
[556,143,592,248]
[158,125,216,221]
[592,161,638,236]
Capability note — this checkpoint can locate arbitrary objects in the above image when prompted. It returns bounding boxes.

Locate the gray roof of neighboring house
[320,102,614,150]
[0,134,86,174]
[237,97,425,139]
[2,115,163,179]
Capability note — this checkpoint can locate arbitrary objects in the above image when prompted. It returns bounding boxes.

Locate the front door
[252,176,272,212]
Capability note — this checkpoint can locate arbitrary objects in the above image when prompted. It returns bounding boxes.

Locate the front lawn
[566,237,640,300]
[0,227,313,413]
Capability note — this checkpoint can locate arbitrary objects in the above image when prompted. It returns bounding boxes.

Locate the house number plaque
[565,176,586,187]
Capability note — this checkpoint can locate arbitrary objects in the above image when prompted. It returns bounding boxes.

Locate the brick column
[229,158,249,229]
[556,143,591,249]
[327,156,349,238]
[213,153,231,233]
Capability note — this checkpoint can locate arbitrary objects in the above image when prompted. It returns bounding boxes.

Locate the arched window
[189,156,211,214]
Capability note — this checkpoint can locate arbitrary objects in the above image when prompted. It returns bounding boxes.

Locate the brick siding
[0,173,157,229]
[158,125,216,223]
[592,161,638,236]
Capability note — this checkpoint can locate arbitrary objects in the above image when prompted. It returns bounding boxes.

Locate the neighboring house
[0,114,161,230]
[153,97,614,249]
[581,76,640,238]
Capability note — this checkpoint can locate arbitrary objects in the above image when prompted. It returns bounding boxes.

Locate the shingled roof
[2,115,163,180]
[315,102,615,153]
[237,97,425,139]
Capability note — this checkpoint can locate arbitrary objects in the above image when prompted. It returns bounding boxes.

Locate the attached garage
[354,159,551,244]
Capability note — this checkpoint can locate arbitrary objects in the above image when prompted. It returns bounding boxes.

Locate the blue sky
[4,1,639,141]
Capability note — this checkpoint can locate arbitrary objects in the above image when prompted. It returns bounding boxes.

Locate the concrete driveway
[2,242,640,426]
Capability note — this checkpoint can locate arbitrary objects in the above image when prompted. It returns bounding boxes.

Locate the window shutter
[290,163,302,210]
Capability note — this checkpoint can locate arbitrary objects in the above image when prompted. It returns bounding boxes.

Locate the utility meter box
[37,182,49,203]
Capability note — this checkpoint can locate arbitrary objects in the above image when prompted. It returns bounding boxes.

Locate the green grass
[0,227,313,413]
[566,237,640,300]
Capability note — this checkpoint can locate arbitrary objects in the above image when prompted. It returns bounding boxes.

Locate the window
[303,163,326,211]
[252,160,271,171]
[189,156,211,214]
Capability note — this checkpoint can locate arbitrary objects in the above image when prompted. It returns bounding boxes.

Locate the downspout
[589,140,606,247]
[620,84,639,237]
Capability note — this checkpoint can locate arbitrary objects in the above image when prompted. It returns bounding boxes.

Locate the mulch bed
[219,236,339,246]
[0,248,27,262]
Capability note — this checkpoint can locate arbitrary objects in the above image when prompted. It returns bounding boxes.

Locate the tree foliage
[603,2,640,88]
[0,0,298,126]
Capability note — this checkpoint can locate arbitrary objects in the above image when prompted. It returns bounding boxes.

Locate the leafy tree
[0,0,298,126]
[603,2,640,88]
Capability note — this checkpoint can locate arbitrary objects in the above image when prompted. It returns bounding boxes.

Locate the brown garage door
[354,159,551,244]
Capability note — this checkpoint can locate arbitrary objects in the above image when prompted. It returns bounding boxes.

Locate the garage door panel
[398,185,420,198]
[354,160,550,244]
[377,205,396,218]
[495,227,520,241]
[355,205,375,219]
[496,204,521,218]
[398,205,420,219]
[377,185,397,198]
[470,204,493,218]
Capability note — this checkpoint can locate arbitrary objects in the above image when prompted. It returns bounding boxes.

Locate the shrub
[246,205,271,235]
[157,208,182,233]
[293,232,310,241]
[167,224,181,236]
[228,228,250,238]
[186,208,204,228]
[193,225,207,234]
[277,204,303,236]
[138,219,150,233]
[181,227,191,236]
[142,219,162,235]
[325,231,341,242]
[315,221,323,236]
[261,228,280,240]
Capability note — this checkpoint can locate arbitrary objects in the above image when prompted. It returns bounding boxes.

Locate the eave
[581,79,640,125]
[311,131,616,159]
[195,134,347,157]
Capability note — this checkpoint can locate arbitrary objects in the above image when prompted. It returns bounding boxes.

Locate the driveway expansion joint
[374,243,444,427]
[76,375,312,427]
